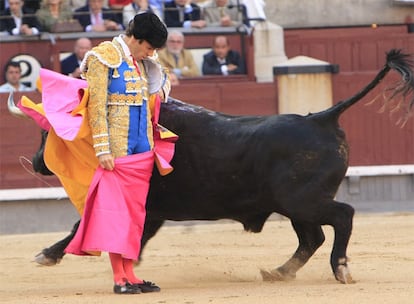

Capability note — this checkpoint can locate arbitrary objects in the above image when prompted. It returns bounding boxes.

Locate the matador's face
[130,39,156,61]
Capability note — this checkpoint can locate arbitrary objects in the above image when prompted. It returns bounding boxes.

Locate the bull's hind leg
[320,201,355,284]
[261,222,325,281]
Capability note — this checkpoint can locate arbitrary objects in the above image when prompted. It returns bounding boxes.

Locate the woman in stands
[35,0,73,32]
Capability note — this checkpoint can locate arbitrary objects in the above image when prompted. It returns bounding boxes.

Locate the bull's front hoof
[260,268,295,282]
[335,265,355,284]
[33,252,60,266]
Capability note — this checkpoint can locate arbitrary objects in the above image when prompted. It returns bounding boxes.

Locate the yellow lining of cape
[44,88,98,215]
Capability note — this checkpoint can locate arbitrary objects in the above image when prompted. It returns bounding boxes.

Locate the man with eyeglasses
[158,30,200,85]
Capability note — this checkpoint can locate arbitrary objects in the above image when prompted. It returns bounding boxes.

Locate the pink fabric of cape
[18,96,51,131]
[18,69,87,140]
[39,69,88,140]
[65,151,154,260]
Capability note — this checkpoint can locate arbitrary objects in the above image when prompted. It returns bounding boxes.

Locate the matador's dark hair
[126,12,168,49]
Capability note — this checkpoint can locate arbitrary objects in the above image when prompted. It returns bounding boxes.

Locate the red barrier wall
[1,25,413,189]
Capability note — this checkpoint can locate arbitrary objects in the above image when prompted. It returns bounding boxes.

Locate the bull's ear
[7,91,29,118]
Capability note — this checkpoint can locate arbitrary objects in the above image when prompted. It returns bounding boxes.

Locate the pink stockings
[109,252,143,285]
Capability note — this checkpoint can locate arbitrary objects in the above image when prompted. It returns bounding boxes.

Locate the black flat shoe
[132,280,161,293]
[113,283,141,294]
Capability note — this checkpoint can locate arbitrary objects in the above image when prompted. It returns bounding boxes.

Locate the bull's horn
[7,91,28,118]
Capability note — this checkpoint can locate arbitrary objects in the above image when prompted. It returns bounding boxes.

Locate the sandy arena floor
[1,212,413,304]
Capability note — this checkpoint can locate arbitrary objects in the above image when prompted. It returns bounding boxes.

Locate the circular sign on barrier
[8,54,42,90]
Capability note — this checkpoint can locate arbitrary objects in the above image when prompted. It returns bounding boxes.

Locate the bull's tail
[314,49,414,125]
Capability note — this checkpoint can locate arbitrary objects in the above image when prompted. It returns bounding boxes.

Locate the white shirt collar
[115,34,159,62]
[115,35,132,58]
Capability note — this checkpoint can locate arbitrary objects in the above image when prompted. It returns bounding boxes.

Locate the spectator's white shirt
[0,82,33,93]
[11,12,22,35]
[10,9,40,35]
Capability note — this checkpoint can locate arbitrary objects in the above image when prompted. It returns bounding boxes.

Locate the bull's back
[149,100,349,221]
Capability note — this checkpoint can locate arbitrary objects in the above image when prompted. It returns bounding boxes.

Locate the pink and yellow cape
[18,69,177,215]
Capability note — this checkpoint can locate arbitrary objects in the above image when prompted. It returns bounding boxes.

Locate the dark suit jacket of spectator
[0,6,41,34]
[24,0,41,11]
[164,1,202,28]
[0,0,40,13]
[0,0,6,13]
[61,53,80,76]
[202,50,245,75]
[73,5,123,31]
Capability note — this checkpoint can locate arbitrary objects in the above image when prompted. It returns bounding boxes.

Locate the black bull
[13,49,413,284]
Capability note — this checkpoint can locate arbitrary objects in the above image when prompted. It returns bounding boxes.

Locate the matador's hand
[98,153,115,171]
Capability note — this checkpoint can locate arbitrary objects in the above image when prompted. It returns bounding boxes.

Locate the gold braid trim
[85,56,111,156]
[108,93,145,105]
[80,41,122,73]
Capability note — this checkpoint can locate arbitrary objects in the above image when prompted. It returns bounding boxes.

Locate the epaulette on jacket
[80,41,122,72]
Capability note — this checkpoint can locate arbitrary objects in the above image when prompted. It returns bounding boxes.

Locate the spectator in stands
[0,0,8,12]
[0,0,41,35]
[22,0,41,11]
[192,0,209,6]
[107,0,130,23]
[68,0,86,10]
[60,37,92,78]
[148,0,171,20]
[203,0,247,28]
[73,0,123,32]
[2,0,45,12]
[123,0,160,28]
[108,0,131,11]
[35,0,73,32]
[0,61,33,92]
[202,35,245,75]
[158,30,199,85]
[164,0,205,28]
